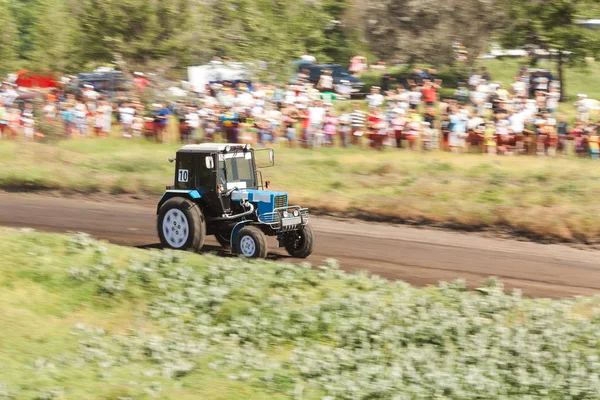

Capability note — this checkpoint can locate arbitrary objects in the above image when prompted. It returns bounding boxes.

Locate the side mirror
[205,156,214,169]
[255,148,275,168]
[168,157,175,163]
[265,181,271,189]
[269,149,274,165]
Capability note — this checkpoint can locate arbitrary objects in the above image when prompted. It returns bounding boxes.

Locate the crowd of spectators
[2,62,600,158]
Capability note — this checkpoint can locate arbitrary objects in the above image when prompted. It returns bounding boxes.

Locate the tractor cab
[172,143,263,189]
[167,143,272,216]
[156,143,313,259]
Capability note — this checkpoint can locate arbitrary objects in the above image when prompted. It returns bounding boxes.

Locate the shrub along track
[0,192,599,298]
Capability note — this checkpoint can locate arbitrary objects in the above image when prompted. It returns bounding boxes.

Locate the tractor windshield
[218,152,257,189]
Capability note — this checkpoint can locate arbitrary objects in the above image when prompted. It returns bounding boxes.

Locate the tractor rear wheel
[157,197,206,252]
[284,224,315,258]
[234,226,268,258]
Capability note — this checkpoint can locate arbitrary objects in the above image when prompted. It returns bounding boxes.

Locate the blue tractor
[157,144,314,258]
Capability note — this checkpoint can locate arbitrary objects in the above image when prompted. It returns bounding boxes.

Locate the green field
[2,139,600,243]
[1,228,599,399]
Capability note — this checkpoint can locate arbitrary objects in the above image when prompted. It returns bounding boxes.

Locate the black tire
[285,224,315,258]
[215,231,232,251]
[234,226,268,258]
[157,197,206,252]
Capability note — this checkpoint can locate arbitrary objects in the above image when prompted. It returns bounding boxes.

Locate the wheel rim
[239,235,256,256]
[162,209,189,248]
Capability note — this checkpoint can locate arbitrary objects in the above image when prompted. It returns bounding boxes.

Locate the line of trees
[500,0,600,100]
[0,0,363,78]
[1,0,599,95]
[348,0,600,99]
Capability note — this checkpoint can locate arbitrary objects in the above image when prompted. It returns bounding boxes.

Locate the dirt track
[1,193,599,298]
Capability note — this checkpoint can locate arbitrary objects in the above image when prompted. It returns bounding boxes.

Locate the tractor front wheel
[157,197,206,252]
[284,224,315,258]
[234,226,268,258]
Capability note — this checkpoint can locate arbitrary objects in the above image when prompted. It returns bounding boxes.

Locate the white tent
[187,62,253,92]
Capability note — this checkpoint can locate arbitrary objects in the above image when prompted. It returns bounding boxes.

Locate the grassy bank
[1,229,599,399]
[3,139,600,243]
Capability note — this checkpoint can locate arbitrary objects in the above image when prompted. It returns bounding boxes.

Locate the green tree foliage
[3,0,360,78]
[501,0,600,100]
[200,0,359,77]
[8,0,37,61]
[74,0,174,65]
[351,0,503,65]
[29,0,76,72]
[0,0,19,73]
[19,0,599,84]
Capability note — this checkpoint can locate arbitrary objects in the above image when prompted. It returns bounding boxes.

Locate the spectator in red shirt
[421,80,439,106]
[299,105,310,147]
[134,72,149,92]
[368,108,386,150]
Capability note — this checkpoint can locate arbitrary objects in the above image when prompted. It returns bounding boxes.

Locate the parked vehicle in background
[65,68,128,99]
[293,61,364,93]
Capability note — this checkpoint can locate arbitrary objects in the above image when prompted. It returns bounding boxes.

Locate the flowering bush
[12,232,600,399]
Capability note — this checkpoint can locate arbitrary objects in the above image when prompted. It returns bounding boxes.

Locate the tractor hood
[231,189,289,215]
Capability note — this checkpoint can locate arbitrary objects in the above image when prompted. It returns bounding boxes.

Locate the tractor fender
[157,190,202,214]
[230,220,256,247]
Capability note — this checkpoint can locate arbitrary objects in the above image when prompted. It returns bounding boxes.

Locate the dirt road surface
[1,193,599,298]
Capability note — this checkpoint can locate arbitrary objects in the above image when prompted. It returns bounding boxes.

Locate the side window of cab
[195,154,216,192]
[175,153,195,189]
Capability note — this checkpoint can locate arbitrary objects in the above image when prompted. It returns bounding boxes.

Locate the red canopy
[14,70,59,88]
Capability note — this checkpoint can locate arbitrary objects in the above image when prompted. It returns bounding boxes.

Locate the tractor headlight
[282,210,289,218]
[293,209,300,217]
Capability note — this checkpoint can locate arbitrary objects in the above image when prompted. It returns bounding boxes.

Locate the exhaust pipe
[207,201,254,221]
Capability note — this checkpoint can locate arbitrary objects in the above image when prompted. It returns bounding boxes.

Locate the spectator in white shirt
[408,86,422,110]
[545,86,560,116]
[237,86,254,107]
[308,100,325,147]
[574,94,591,122]
[509,109,528,136]
[468,73,481,90]
[300,51,317,63]
[2,84,18,106]
[284,86,297,105]
[317,70,334,91]
[367,87,384,108]
[83,85,100,101]
[118,102,136,138]
[185,107,200,141]
[43,102,57,119]
[511,76,526,98]
[396,88,410,111]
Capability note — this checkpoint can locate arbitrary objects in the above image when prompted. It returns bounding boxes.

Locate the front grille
[274,195,288,209]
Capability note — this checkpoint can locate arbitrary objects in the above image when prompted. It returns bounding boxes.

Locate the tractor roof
[178,143,249,153]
